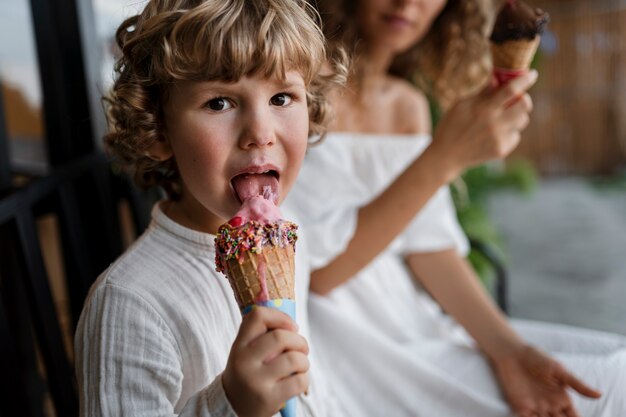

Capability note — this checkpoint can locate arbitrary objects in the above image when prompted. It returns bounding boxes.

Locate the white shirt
[75,203,342,417]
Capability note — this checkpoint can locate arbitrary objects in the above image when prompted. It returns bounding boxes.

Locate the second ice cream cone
[491,37,540,71]
[489,0,549,84]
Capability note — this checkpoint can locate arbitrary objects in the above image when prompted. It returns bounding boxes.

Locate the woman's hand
[431,70,538,182]
[490,344,601,417]
[222,307,309,417]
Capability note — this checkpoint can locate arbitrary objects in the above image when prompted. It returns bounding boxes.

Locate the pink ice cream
[228,186,282,227]
[214,186,298,297]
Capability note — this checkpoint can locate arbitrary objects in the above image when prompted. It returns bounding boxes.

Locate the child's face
[157,70,309,232]
[356,0,447,54]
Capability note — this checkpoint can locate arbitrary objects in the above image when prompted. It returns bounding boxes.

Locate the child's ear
[145,139,173,161]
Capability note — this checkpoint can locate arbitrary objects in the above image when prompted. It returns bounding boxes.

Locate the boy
[75,1,347,416]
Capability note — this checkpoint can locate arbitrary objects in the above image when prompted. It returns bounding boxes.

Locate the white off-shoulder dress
[284,132,626,417]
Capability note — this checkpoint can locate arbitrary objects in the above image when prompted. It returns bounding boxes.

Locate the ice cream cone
[223,245,295,309]
[222,245,298,417]
[491,36,540,72]
[215,195,300,417]
[489,0,549,85]
[491,37,541,84]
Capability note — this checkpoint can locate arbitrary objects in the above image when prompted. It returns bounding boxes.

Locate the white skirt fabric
[285,132,626,417]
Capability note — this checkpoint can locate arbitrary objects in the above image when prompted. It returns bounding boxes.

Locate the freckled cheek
[283,119,309,157]
[173,134,225,181]
[280,121,309,192]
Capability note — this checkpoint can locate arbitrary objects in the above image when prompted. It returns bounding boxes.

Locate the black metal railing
[1,154,111,416]
[0,1,154,415]
[0,150,156,416]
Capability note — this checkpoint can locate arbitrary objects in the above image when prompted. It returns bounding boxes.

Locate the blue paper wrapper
[242,299,297,417]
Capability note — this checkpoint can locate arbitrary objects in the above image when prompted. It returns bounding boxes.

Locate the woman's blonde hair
[104,0,347,198]
[316,0,492,109]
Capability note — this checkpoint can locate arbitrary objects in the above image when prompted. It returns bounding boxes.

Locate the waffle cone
[223,245,295,309]
[491,36,540,71]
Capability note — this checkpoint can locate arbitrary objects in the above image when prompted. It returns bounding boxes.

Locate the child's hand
[432,70,538,181]
[222,307,310,417]
[490,344,602,417]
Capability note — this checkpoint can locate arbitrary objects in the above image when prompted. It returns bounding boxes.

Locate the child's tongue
[232,173,279,204]
[230,174,281,226]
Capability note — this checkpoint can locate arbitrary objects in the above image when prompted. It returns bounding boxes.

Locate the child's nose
[238,108,276,149]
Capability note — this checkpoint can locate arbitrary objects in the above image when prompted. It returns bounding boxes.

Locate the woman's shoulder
[387,76,432,135]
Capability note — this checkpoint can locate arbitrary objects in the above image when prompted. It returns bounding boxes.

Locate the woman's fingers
[560,369,602,398]
[515,405,538,417]
[432,70,537,172]
[500,93,533,131]
[487,70,538,109]
[564,406,582,417]
[509,92,534,116]
[544,397,574,417]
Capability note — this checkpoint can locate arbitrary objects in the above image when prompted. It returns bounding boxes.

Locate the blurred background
[0,0,624,415]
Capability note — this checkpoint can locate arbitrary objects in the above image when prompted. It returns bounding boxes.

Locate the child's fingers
[235,307,298,348]
[265,350,310,380]
[275,371,309,400]
[487,70,538,109]
[249,328,309,363]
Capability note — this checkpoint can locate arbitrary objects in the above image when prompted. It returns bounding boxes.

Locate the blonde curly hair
[315,0,492,109]
[104,0,347,198]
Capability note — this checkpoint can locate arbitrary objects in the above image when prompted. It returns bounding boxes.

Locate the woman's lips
[383,14,413,29]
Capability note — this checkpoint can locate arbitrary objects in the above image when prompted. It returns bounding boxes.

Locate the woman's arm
[405,249,602,416]
[405,248,524,358]
[309,145,453,294]
[310,71,538,295]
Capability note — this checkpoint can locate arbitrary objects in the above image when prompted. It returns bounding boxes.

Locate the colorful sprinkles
[214,220,298,274]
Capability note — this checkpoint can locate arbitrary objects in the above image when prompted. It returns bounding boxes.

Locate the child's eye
[270,93,292,107]
[205,97,232,111]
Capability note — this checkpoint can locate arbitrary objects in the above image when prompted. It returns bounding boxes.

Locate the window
[0,0,47,176]
[93,0,146,92]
